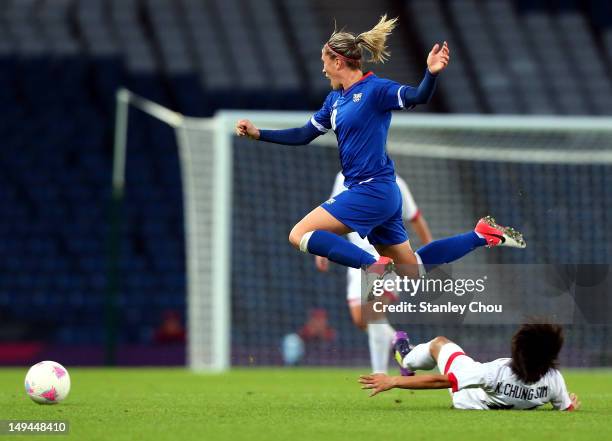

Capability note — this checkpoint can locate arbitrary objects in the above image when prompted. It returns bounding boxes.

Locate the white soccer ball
[24,361,71,404]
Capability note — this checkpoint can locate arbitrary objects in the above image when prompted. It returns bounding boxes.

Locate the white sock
[299,231,313,253]
[367,321,395,373]
[403,340,436,371]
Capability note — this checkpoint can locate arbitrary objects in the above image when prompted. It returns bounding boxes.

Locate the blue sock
[416,232,486,272]
[306,230,377,269]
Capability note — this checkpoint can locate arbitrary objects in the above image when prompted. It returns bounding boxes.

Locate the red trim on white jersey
[444,351,466,375]
[447,372,459,392]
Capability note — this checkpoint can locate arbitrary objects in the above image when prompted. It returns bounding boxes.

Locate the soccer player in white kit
[359,323,581,411]
[315,172,432,374]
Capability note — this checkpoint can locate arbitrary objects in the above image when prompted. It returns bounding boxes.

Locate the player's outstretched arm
[399,42,449,107]
[235,119,260,139]
[427,41,450,75]
[359,373,451,397]
[235,118,322,146]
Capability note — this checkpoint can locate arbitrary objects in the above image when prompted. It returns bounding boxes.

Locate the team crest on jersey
[352,93,362,102]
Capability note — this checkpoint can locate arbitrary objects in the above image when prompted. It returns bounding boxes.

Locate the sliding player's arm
[567,392,581,411]
[551,372,581,411]
[359,373,451,397]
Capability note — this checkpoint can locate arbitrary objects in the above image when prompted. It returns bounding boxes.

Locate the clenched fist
[235,119,260,140]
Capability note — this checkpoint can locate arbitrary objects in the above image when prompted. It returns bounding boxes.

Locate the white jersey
[439,344,573,411]
[330,172,419,256]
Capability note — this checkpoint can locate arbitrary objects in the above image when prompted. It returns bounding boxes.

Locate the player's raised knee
[288,227,302,249]
[289,227,313,251]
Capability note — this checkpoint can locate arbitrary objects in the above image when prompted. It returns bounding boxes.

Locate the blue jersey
[310,72,410,188]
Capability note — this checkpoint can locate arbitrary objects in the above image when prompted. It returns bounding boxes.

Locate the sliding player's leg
[430,336,467,377]
[394,334,484,407]
[394,335,464,373]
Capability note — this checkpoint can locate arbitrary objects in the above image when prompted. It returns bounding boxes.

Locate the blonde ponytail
[325,14,398,69]
[355,14,398,63]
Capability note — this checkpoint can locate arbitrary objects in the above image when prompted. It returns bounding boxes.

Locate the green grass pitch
[0,368,610,441]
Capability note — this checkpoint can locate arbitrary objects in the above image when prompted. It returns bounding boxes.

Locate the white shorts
[437,342,487,410]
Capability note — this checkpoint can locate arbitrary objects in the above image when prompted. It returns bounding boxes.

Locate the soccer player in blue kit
[236,15,525,278]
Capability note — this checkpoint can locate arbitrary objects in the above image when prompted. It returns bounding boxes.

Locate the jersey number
[331,108,337,131]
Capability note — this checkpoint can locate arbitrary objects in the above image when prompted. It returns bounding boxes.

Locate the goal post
[113,89,612,370]
[112,89,230,372]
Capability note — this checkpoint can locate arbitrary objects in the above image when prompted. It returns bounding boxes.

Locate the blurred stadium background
[1,0,612,370]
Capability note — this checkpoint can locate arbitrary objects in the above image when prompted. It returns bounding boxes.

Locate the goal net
[114,89,612,371]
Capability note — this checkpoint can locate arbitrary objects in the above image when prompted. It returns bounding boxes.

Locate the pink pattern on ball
[53,366,66,379]
[40,387,58,402]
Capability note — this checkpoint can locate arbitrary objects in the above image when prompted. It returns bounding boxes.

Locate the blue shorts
[321,179,408,245]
